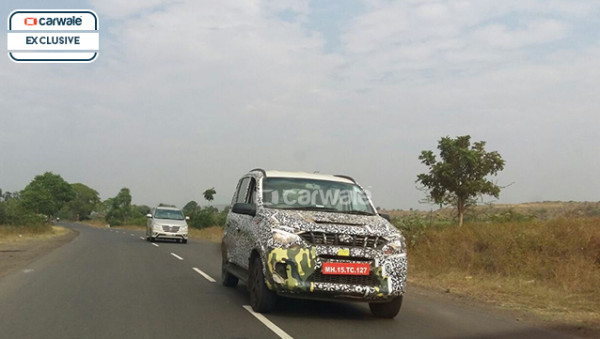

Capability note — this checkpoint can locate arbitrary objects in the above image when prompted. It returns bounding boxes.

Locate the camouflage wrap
[223,170,407,302]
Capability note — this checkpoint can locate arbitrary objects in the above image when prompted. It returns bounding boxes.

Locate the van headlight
[272,229,301,247]
[383,235,406,256]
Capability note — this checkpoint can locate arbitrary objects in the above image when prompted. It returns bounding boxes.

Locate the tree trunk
[457,199,464,227]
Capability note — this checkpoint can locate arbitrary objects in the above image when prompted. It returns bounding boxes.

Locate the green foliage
[20,172,75,217]
[0,194,45,226]
[135,205,151,216]
[183,200,198,216]
[417,135,505,226]
[66,183,100,220]
[105,188,132,226]
[203,188,216,202]
[185,203,228,229]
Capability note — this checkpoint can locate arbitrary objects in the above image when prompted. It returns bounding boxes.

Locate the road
[0,223,576,339]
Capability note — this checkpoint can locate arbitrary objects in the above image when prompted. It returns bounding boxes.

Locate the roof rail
[249,168,267,176]
[334,174,356,183]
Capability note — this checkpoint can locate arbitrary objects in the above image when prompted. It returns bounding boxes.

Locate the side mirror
[146,213,152,218]
[185,216,190,220]
[231,203,256,217]
[379,213,391,222]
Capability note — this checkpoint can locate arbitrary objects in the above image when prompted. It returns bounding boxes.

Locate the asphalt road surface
[0,223,577,339]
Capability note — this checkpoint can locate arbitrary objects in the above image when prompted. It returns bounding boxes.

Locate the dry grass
[188,226,223,243]
[0,224,66,244]
[408,217,600,330]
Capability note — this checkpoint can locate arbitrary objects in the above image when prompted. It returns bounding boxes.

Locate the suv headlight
[383,235,407,256]
[272,229,301,247]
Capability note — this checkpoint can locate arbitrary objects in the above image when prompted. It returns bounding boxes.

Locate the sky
[1,0,599,209]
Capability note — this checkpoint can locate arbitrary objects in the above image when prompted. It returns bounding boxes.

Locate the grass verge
[406,217,600,333]
[0,224,58,243]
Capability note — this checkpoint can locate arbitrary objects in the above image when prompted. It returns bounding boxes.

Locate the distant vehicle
[221,169,407,318]
[146,206,189,243]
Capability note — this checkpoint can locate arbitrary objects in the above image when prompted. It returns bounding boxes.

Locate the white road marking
[152,243,159,247]
[130,234,135,236]
[170,253,184,260]
[140,236,145,240]
[192,267,216,282]
[243,305,293,339]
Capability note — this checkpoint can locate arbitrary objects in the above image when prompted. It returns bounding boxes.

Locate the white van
[146,206,189,244]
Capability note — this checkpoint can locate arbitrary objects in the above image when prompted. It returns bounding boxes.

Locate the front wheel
[369,296,403,318]
[248,257,276,313]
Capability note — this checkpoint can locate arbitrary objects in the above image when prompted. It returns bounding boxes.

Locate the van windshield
[154,209,185,220]
[262,178,375,215]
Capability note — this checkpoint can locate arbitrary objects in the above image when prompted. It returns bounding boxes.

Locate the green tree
[183,200,199,216]
[417,135,505,227]
[20,172,75,217]
[203,188,216,203]
[68,183,100,220]
[105,188,132,225]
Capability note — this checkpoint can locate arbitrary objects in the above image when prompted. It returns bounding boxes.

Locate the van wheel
[182,239,188,244]
[249,257,276,313]
[369,296,403,318]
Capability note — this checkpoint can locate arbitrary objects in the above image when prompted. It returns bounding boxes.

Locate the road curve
[0,223,576,339]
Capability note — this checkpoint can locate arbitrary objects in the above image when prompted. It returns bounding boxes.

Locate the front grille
[299,232,386,249]
[309,270,379,287]
[162,226,180,233]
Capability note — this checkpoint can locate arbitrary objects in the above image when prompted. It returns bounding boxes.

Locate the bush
[189,206,229,229]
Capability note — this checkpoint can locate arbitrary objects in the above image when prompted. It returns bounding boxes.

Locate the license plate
[322,262,370,275]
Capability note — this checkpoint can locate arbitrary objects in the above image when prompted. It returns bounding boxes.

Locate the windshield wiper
[341,210,376,216]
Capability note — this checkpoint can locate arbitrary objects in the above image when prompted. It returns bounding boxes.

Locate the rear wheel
[248,256,276,313]
[369,296,403,318]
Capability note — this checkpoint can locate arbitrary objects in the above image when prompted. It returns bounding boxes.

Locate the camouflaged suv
[221,169,407,318]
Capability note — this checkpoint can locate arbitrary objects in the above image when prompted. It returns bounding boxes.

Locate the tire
[221,260,239,288]
[150,236,156,242]
[369,296,403,319]
[182,239,188,244]
[248,256,276,313]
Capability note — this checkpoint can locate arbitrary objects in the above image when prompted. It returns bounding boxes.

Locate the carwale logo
[7,10,99,63]
[24,17,37,26]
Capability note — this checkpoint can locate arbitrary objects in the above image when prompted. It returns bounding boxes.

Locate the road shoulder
[0,226,78,279]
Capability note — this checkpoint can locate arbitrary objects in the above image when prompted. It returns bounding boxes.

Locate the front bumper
[266,245,407,301]
[152,229,188,240]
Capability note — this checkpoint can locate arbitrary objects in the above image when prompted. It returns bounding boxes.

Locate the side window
[235,177,251,204]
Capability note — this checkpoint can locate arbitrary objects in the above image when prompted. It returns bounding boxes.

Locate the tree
[203,188,216,203]
[416,135,505,226]
[183,200,199,216]
[20,172,75,217]
[68,183,100,220]
[105,188,132,225]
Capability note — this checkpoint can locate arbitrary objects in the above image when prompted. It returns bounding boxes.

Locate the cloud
[1,0,599,208]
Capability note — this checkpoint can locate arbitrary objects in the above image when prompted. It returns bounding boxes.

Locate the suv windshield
[262,178,375,215]
[154,209,185,220]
